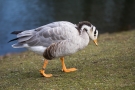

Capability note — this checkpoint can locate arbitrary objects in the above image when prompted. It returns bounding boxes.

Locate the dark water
[0,0,135,55]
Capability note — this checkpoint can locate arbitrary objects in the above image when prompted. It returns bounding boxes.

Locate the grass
[0,30,135,90]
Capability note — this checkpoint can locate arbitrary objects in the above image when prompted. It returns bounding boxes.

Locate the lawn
[0,30,135,90]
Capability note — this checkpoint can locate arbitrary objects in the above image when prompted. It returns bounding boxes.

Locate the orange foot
[62,68,77,73]
[39,69,52,78]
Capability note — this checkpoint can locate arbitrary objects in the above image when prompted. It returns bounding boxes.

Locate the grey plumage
[10,21,98,60]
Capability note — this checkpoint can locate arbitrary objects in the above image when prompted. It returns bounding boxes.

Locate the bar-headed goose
[9,21,98,77]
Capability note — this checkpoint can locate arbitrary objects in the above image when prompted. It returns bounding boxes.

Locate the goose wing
[12,21,78,48]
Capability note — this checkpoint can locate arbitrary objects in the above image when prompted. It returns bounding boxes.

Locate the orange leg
[60,57,77,72]
[39,60,52,78]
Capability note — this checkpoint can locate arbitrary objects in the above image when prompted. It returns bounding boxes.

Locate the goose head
[78,21,98,46]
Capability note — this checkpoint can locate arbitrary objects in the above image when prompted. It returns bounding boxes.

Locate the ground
[0,30,135,90]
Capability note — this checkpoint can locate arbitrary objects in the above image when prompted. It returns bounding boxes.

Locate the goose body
[9,21,98,77]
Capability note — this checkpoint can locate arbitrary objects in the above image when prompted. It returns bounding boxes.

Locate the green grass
[0,30,135,90]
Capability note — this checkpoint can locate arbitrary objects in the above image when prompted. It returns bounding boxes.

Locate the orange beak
[93,39,98,46]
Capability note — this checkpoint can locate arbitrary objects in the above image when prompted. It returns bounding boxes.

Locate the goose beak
[93,39,98,46]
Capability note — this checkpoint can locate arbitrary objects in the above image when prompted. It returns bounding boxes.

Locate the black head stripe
[94,30,96,34]
[77,21,91,34]
[94,30,97,36]
[78,21,91,29]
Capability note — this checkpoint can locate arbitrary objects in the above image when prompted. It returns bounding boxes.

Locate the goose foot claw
[40,69,52,78]
[62,68,77,72]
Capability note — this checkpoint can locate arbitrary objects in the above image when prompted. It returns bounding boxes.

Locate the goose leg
[39,60,52,77]
[60,57,77,72]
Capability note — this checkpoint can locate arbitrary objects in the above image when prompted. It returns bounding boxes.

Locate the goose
[9,21,98,78]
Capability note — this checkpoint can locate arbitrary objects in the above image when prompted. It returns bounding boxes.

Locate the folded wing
[12,21,78,48]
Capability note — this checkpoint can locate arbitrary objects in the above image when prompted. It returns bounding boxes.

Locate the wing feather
[12,21,78,48]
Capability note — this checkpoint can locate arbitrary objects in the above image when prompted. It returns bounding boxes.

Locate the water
[0,0,135,55]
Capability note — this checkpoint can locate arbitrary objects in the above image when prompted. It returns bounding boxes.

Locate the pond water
[0,0,135,55]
